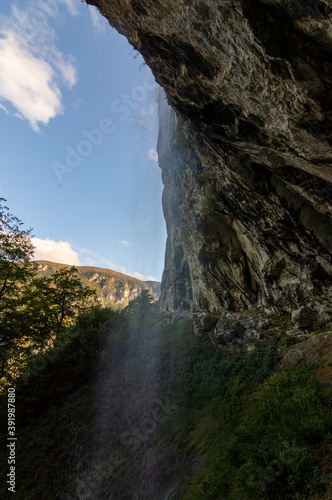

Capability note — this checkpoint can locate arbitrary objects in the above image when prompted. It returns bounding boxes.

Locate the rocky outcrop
[278,331,332,382]
[35,261,161,309]
[87,0,332,316]
[194,311,274,344]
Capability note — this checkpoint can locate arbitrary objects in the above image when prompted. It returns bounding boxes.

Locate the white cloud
[120,240,132,247]
[129,272,144,281]
[31,237,81,265]
[84,258,96,267]
[0,102,8,114]
[79,247,146,281]
[0,1,78,132]
[142,103,157,117]
[30,241,155,281]
[148,148,159,164]
[79,247,98,258]
[88,5,108,32]
[99,256,144,281]
[131,271,145,280]
[132,102,158,130]
[73,98,83,111]
[146,275,158,281]
[53,54,77,88]
[118,240,144,253]
[0,32,62,132]
[59,0,79,16]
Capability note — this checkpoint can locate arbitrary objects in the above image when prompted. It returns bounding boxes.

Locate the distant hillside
[34,261,161,309]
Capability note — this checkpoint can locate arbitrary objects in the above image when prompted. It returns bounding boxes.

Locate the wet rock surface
[87,0,332,316]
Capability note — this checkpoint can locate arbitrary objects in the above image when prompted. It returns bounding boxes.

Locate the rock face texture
[36,261,161,309]
[278,331,332,382]
[87,0,332,315]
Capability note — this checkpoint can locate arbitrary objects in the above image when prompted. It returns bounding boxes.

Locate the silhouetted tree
[0,198,36,308]
[26,267,97,339]
[0,199,36,376]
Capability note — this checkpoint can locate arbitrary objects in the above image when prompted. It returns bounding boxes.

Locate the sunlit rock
[88,0,332,317]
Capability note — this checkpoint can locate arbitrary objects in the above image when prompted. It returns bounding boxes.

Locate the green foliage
[278,334,307,347]
[0,292,330,499]
[267,313,305,346]
[313,323,332,334]
[27,266,97,335]
[197,168,210,188]
[122,289,159,332]
[1,254,97,384]
[0,198,36,305]
[270,313,292,331]
[0,199,37,372]
[169,339,332,500]
[4,306,121,426]
[184,339,276,410]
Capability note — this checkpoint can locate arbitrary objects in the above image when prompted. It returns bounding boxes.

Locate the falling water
[69,94,186,500]
[70,300,182,498]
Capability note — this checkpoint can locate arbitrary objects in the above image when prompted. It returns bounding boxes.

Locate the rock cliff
[87,0,332,316]
[35,261,161,309]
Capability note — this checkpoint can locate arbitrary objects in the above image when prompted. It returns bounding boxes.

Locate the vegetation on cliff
[0,201,161,389]
[0,191,330,499]
[0,293,330,499]
[0,200,100,384]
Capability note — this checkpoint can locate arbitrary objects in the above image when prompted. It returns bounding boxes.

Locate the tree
[131,289,154,307]
[0,198,36,308]
[0,199,36,377]
[124,289,157,331]
[0,200,97,382]
[1,267,97,384]
[25,267,97,339]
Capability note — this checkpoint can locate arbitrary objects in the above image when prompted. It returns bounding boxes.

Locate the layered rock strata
[87,0,332,315]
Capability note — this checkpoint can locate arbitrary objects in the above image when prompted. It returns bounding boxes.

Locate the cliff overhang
[86,0,332,318]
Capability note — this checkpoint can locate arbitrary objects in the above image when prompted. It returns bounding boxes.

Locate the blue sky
[0,0,166,281]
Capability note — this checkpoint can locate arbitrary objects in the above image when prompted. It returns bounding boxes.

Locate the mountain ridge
[34,260,161,309]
